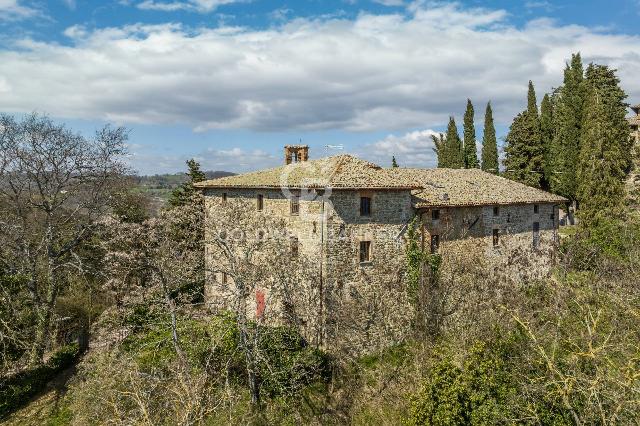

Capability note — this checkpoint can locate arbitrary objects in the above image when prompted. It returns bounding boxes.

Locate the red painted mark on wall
[256,289,265,319]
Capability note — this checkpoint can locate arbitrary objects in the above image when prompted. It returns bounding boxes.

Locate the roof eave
[196,184,418,190]
[414,199,568,209]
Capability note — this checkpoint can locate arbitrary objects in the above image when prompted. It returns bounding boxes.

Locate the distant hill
[132,171,236,213]
[134,170,235,193]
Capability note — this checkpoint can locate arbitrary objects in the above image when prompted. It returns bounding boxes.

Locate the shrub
[257,325,332,398]
[408,335,520,425]
[120,313,331,399]
[563,217,640,271]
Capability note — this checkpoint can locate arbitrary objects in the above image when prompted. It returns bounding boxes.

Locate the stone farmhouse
[630,104,640,145]
[196,145,566,353]
[628,104,640,197]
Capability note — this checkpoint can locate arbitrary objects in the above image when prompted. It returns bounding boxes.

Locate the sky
[1,0,640,175]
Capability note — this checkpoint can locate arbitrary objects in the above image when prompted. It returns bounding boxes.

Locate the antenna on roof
[325,144,344,156]
[324,144,344,155]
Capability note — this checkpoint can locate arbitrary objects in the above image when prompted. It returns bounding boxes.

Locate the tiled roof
[195,154,567,206]
[194,155,417,189]
[629,116,640,126]
[399,168,567,207]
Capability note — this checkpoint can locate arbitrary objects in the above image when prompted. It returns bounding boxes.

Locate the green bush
[409,334,524,425]
[121,318,210,372]
[563,217,640,271]
[257,325,332,398]
[0,343,80,419]
[121,312,331,399]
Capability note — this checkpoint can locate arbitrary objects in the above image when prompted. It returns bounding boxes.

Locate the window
[221,272,228,284]
[432,209,440,221]
[533,204,539,214]
[257,194,264,211]
[222,192,227,203]
[430,234,440,254]
[359,241,371,263]
[493,206,500,217]
[492,228,499,247]
[290,193,299,215]
[532,222,540,249]
[360,196,372,216]
[290,237,299,257]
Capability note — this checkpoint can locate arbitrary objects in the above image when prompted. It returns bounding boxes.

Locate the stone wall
[202,188,561,355]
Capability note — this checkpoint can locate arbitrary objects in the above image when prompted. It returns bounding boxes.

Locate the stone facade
[628,104,640,203]
[198,148,566,354]
[202,186,560,355]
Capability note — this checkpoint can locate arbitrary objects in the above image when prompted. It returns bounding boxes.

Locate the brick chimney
[284,145,309,164]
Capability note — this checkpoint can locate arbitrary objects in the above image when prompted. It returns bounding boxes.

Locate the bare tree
[101,200,204,364]
[204,198,321,406]
[0,113,127,366]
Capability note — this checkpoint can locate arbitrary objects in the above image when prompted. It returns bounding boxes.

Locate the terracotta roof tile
[400,168,567,207]
[194,155,416,190]
[195,155,567,206]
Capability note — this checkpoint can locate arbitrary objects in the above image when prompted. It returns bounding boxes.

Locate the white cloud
[524,1,557,12]
[0,0,40,20]
[137,0,247,13]
[62,0,76,10]
[127,144,277,174]
[0,3,639,133]
[373,0,405,6]
[360,129,440,167]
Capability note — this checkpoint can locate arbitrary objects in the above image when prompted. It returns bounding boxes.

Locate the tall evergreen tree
[463,99,479,168]
[392,156,399,168]
[445,116,464,169]
[549,53,585,202]
[168,159,207,208]
[481,102,499,174]
[540,93,555,189]
[431,133,446,168]
[576,64,631,225]
[504,81,544,188]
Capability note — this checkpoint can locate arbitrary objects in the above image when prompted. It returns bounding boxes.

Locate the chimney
[284,145,309,164]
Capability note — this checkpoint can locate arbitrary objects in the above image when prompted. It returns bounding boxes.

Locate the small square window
[432,209,440,220]
[533,222,540,249]
[222,192,227,203]
[492,228,499,247]
[533,204,539,214]
[257,194,264,211]
[290,194,299,215]
[290,237,299,257]
[493,206,500,217]
[360,197,372,216]
[430,235,440,254]
[359,241,371,263]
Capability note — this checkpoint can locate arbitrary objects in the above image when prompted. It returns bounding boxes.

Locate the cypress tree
[549,53,585,202]
[504,81,544,188]
[445,116,464,169]
[392,156,399,168]
[463,99,479,168]
[168,158,207,208]
[481,102,499,174]
[576,64,631,225]
[431,133,446,168]
[540,93,555,189]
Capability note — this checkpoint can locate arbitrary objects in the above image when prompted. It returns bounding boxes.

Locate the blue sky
[1,0,640,174]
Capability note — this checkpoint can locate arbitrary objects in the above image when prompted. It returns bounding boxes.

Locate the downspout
[420,210,426,252]
[319,197,325,347]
